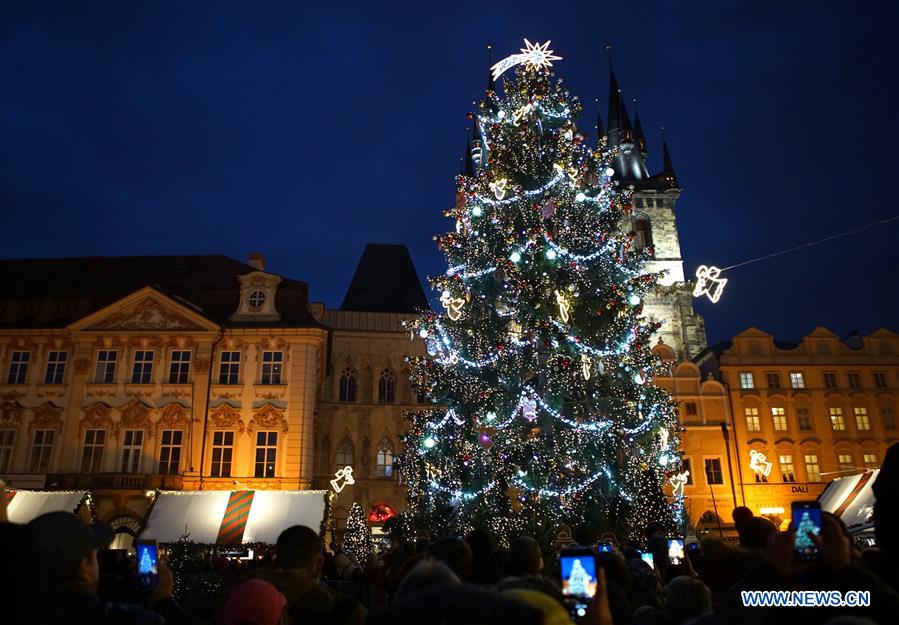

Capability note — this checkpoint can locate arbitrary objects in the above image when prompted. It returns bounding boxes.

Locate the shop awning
[819,470,878,533]
[139,490,329,544]
[3,490,90,524]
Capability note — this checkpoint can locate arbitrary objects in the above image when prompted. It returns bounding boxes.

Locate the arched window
[634,217,652,250]
[376,438,394,478]
[378,368,395,403]
[338,367,357,402]
[335,437,354,471]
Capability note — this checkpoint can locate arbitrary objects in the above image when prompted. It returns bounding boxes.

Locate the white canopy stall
[2,490,91,524]
[819,470,879,537]
[139,490,329,544]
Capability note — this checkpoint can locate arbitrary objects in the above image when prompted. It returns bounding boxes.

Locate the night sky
[2,0,897,345]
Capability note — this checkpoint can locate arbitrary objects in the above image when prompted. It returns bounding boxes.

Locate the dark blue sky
[2,0,897,344]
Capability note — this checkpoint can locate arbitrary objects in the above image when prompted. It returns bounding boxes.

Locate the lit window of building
[790,372,805,388]
[771,407,787,431]
[863,453,878,469]
[739,372,754,389]
[854,407,870,431]
[829,407,845,431]
[704,458,723,484]
[804,454,821,482]
[837,453,853,472]
[779,454,795,482]
[745,407,761,432]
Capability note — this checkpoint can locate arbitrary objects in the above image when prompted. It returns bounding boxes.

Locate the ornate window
[168,351,191,384]
[131,351,154,384]
[81,429,106,473]
[335,437,354,471]
[248,290,266,310]
[211,431,234,477]
[218,351,240,385]
[863,453,878,469]
[44,351,67,384]
[261,351,283,385]
[378,368,395,403]
[790,372,805,389]
[254,431,278,478]
[376,438,394,478]
[158,430,183,474]
[29,430,54,472]
[7,351,30,384]
[739,372,754,389]
[121,430,143,473]
[94,350,117,384]
[339,367,357,402]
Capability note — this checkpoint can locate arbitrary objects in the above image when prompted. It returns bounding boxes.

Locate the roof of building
[340,244,428,314]
[0,255,323,329]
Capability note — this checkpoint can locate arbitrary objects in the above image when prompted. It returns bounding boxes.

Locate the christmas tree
[400,40,681,543]
[344,502,372,565]
[794,511,819,554]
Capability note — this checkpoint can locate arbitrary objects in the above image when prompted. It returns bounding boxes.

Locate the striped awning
[3,490,90,524]
[139,490,329,544]
[819,470,879,532]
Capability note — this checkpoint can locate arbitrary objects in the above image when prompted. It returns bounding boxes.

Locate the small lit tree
[344,502,372,565]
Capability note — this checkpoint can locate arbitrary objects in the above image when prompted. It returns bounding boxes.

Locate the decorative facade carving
[156,403,193,430]
[86,297,206,332]
[1,391,26,401]
[81,402,115,434]
[209,403,245,432]
[29,401,64,433]
[247,402,289,435]
[119,398,155,436]
[0,401,25,426]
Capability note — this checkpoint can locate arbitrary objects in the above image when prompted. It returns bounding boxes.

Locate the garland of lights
[399,40,684,543]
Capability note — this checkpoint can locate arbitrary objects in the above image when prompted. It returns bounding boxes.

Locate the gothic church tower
[599,58,707,360]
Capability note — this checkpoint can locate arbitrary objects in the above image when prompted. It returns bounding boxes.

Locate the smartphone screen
[792,501,822,560]
[597,541,613,553]
[136,540,159,587]
[667,539,685,565]
[560,549,598,618]
[640,552,654,569]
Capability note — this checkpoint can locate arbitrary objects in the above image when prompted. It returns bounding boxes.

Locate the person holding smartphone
[28,511,189,625]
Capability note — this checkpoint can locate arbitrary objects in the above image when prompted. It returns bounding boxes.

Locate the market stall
[139,490,330,544]
[819,469,879,537]
[1,489,92,524]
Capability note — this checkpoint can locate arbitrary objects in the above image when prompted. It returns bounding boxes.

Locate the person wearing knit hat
[224,579,287,625]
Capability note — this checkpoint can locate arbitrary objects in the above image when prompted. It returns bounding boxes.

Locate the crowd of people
[3,443,897,625]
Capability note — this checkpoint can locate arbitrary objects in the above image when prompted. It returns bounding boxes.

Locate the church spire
[633,97,648,159]
[595,98,605,139]
[661,129,678,188]
[486,42,496,94]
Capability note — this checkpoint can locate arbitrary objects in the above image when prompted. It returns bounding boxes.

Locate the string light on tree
[399,38,682,543]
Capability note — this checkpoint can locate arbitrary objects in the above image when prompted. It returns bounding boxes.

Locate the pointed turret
[486,43,496,94]
[595,99,605,139]
[661,135,678,188]
[470,116,483,167]
[463,135,474,176]
[633,98,648,159]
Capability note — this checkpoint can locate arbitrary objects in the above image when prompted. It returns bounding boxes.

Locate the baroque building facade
[665,327,898,532]
[0,255,327,544]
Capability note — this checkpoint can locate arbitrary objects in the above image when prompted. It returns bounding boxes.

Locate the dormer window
[249,290,266,310]
[230,271,282,322]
